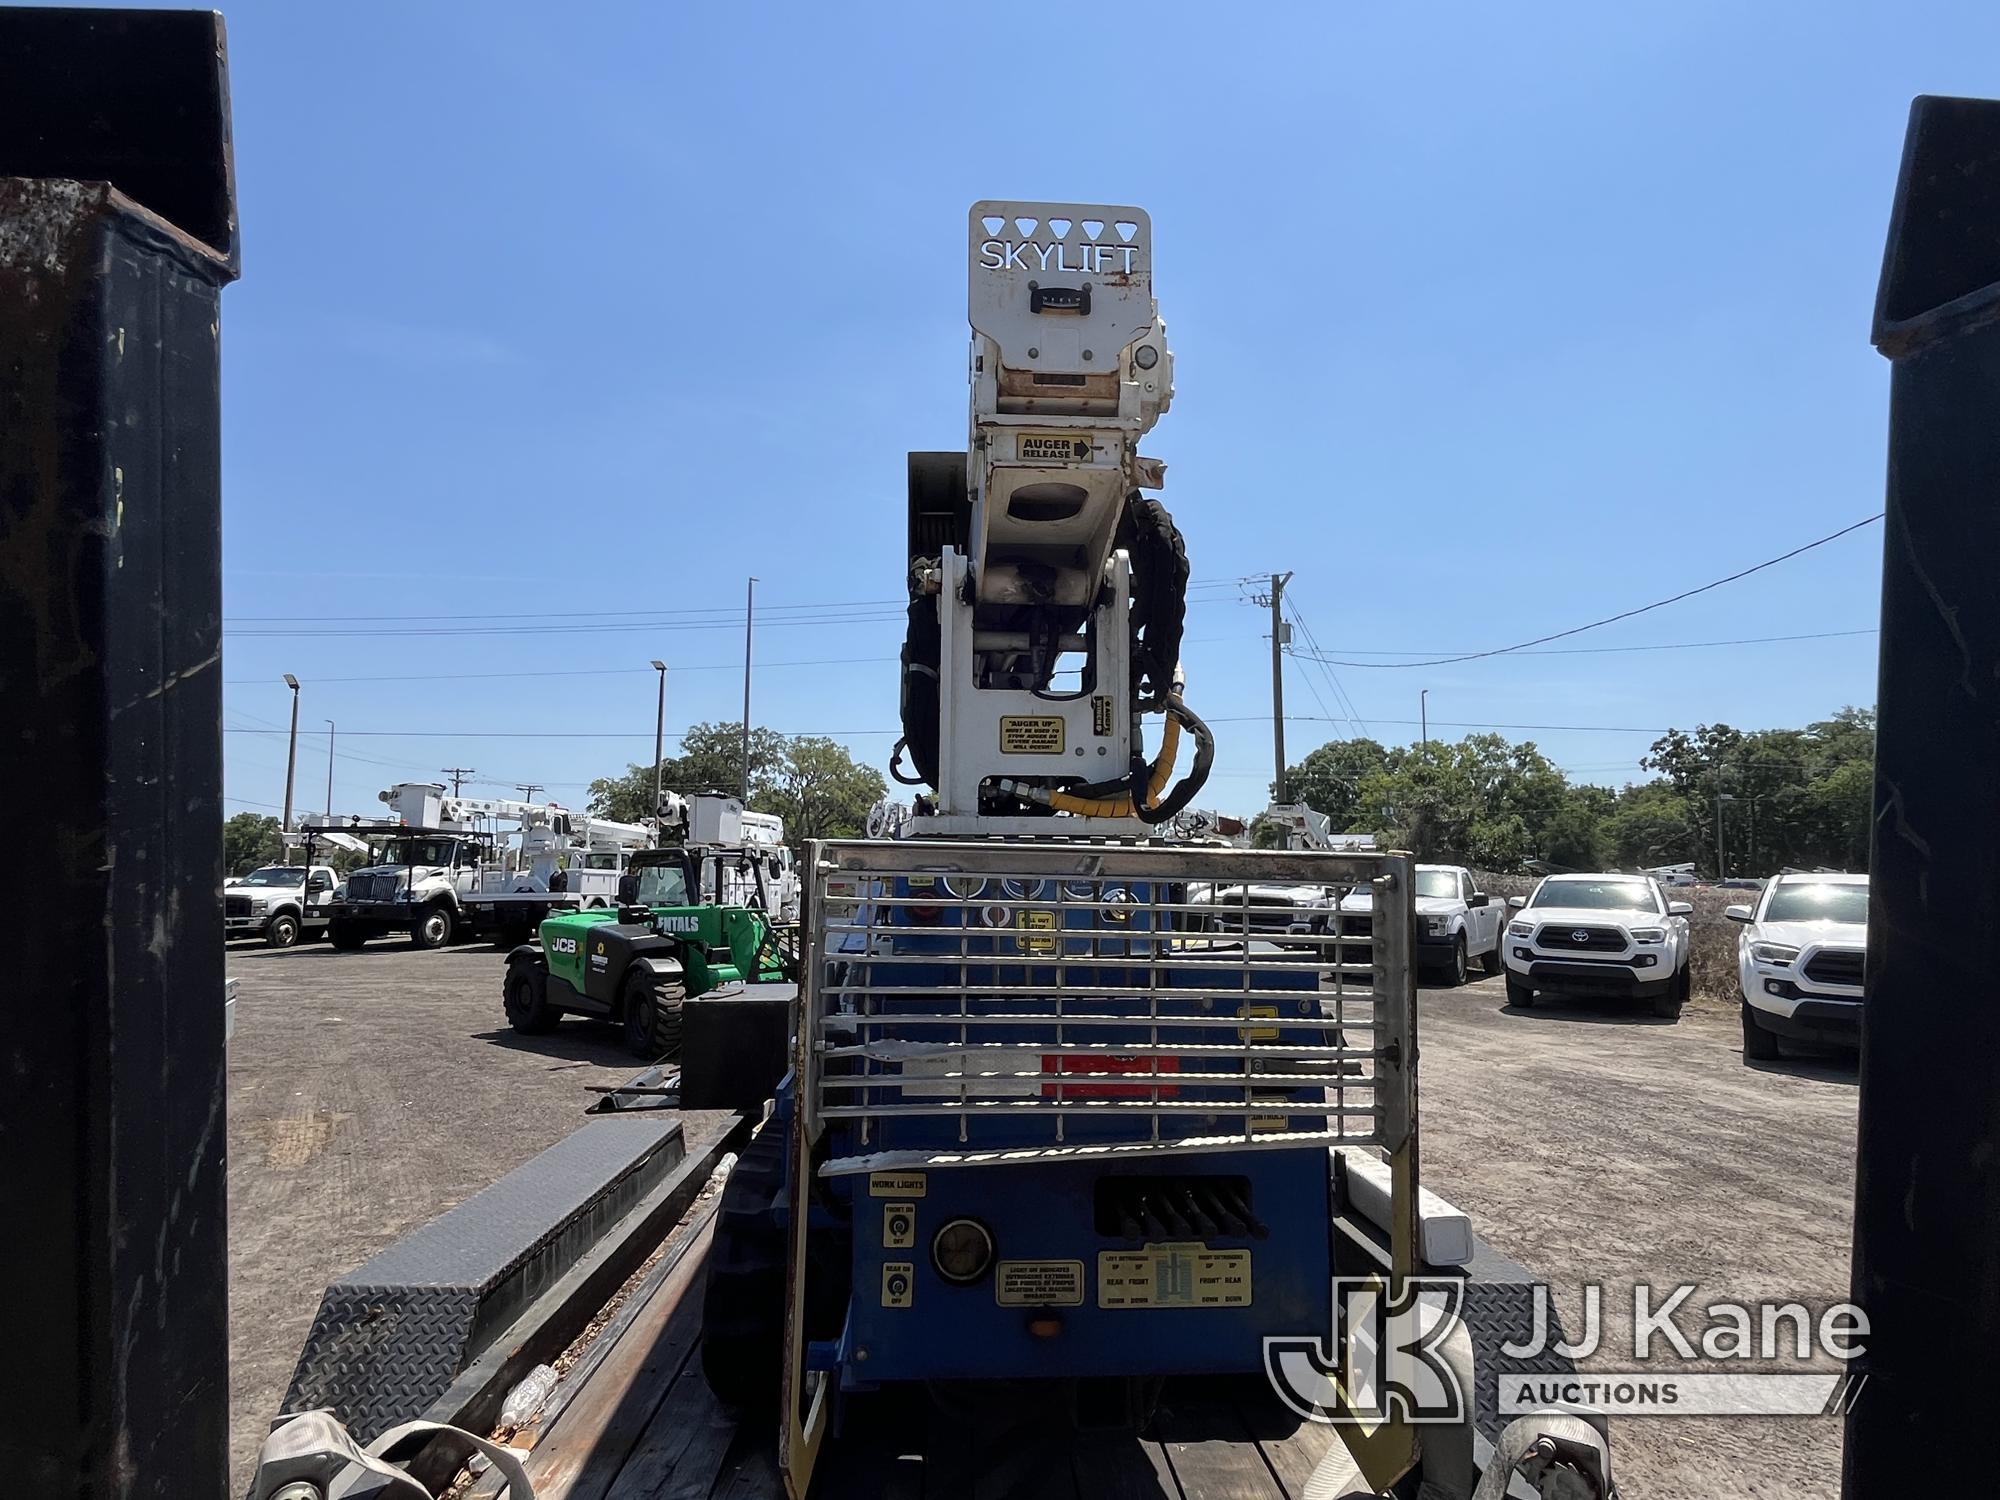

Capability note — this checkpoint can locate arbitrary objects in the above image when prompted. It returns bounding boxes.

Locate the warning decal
[999,716,1066,755]
[1098,1243,1252,1309]
[995,1260,1085,1307]
[1016,908,1059,955]
[1017,431,1092,464]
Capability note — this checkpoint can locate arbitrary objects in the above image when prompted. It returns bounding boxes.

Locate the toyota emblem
[1571,929,1590,943]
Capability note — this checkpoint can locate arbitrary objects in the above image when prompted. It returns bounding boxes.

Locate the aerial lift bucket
[0,10,239,1496]
[1848,94,2000,1499]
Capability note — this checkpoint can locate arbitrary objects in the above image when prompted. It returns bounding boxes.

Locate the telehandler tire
[621,967,685,1059]
[504,960,559,1035]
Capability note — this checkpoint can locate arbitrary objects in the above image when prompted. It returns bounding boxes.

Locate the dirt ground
[1419,975,1859,1499]
[223,940,733,1493]
[226,945,1857,1499]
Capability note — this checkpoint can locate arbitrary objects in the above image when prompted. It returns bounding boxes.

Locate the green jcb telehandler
[502,846,793,1058]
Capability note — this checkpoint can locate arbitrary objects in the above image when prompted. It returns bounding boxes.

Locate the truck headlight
[1629,926,1666,944]
[1507,921,1534,939]
[932,1218,995,1284]
[1422,915,1450,937]
[1752,942,1800,965]
[249,899,268,913]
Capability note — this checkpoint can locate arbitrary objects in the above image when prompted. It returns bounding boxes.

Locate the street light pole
[651,659,668,817]
[323,720,334,823]
[281,673,300,843]
[1420,688,1429,749]
[741,578,757,802]
[1716,791,1735,880]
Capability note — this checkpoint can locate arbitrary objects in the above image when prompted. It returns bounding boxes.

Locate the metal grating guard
[802,840,1415,1177]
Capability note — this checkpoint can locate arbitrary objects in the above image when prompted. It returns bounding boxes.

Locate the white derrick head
[968,202,1156,372]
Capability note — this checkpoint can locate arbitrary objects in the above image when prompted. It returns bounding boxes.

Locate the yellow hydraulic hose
[1026,698,1184,817]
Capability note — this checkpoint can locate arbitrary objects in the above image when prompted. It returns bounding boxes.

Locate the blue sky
[211,0,1996,824]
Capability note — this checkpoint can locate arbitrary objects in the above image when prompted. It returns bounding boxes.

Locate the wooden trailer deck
[468,1194,1361,1500]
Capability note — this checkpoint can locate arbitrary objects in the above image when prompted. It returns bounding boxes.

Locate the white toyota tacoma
[1502,872,1693,1018]
[1728,871,1867,1060]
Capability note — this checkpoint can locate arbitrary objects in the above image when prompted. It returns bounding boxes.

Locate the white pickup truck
[1728,871,1868,1060]
[224,864,337,947]
[1411,864,1507,985]
[1502,872,1694,1018]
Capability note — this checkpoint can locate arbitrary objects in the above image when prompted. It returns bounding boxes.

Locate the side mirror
[617,874,640,905]
[1724,903,1754,923]
[1667,900,1694,917]
[1468,892,1489,908]
[1506,895,1526,910]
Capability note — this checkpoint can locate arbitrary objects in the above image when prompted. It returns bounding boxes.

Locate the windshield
[633,862,690,906]
[238,867,302,886]
[1530,879,1658,913]
[1763,881,1869,925]
[375,837,464,867]
[1415,870,1460,899]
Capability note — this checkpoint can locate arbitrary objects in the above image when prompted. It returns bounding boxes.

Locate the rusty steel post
[0,9,239,1497]
[1848,94,2000,1499]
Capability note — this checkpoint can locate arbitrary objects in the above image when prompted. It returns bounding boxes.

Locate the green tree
[751,736,887,844]
[589,721,788,822]
[1343,733,1570,869]
[223,812,284,874]
[1603,782,1697,869]
[1281,738,1390,829]
[1541,784,1614,871]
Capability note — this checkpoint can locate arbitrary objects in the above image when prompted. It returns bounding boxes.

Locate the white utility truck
[223,864,338,947]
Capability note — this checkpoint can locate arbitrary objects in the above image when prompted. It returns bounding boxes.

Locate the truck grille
[1534,924,1627,953]
[225,895,251,918]
[1195,887,1307,935]
[1803,948,1865,988]
[803,840,1414,1177]
[346,873,398,900]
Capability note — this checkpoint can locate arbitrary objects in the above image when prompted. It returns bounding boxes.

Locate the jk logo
[1263,1276,1469,1426]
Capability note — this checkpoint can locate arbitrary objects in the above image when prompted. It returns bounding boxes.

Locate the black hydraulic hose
[1136,697,1215,825]
[887,738,928,787]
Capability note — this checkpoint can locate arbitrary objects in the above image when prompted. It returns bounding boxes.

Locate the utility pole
[281,673,300,843]
[1420,688,1430,749]
[323,720,335,823]
[651,659,668,817]
[1715,791,1734,880]
[441,766,478,797]
[741,577,757,802]
[514,783,543,804]
[1261,572,1293,802]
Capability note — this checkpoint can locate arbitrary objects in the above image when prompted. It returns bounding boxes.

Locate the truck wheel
[1651,965,1688,1020]
[1505,975,1534,1008]
[1480,933,1505,975]
[264,912,300,949]
[700,1122,788,1408]
[328,921,367,951]
[621,967,685,1058]
[1741,1000,1781,1060]
[412,903,455,950]
[1446,935,1468,987]
[504,960,559,1035]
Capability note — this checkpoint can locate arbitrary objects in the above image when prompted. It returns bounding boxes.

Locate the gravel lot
[226,945,1857,1499]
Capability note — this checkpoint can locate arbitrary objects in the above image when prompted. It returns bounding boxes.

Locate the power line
[1293,626,1878,662]
[1287,515,1885,669]
[222,655,902,686]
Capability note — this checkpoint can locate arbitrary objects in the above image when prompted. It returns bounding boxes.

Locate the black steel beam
[0,10,239,1498]
[1848,94,2000,1498]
